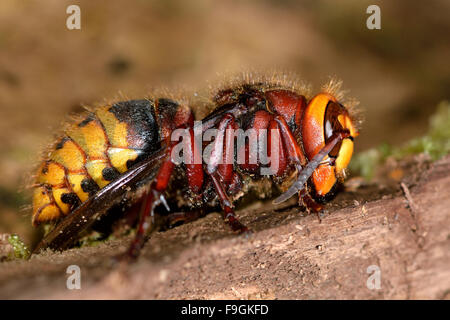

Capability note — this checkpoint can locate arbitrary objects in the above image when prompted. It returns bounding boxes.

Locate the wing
[32,149,166,253]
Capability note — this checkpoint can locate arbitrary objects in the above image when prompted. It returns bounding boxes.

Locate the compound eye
[324,101,345,158]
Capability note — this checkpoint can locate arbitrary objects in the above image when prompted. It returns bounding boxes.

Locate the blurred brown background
[0,0,449,244]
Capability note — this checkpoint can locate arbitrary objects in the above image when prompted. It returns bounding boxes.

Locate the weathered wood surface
[0,156,449,299]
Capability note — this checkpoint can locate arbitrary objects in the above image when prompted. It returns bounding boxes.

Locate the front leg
[298,188,324,223]
[273,115,326,217]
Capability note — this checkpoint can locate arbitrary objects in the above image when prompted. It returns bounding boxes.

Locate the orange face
[301,93,358,197]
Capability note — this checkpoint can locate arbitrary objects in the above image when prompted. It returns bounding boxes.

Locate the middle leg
[206,113,249,233]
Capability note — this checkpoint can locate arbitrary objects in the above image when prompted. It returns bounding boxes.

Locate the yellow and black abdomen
[32,99,164,226]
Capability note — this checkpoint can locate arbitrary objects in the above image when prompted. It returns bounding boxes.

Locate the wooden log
[0,156,449,299]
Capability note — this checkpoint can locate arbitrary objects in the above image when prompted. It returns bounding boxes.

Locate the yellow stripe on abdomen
[107,147,140,173]
[67,118,108,159]
[50,139,86,172]
[95,106,129,148]
[32,186,62,226]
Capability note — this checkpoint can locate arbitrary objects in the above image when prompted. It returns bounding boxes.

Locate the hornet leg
[206,113,249,234]
[124,144,175,260]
